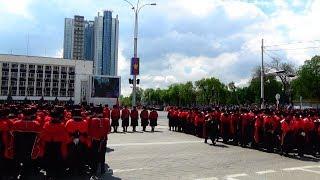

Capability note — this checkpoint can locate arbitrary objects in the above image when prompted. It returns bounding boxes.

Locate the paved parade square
[105,111,320,180]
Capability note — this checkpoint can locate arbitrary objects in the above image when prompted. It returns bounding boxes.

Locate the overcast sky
[0,0,319,96]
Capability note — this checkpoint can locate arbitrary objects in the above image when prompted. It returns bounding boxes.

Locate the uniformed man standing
[65,108,90,176]
[121,106,130,132]
[9,107,41,179]
[88,106,111,177]
[39,108,69,178]
[149,108,158,132]
[111,105,120,133]
[140,107,149,132]
[130,106,139,132]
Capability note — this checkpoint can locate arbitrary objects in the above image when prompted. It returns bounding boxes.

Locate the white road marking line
[283,165,320,170]
[113,168,151,173]
[108,140,202,147]
[195,177,218,180]
[256,170,276,174]
[283,165,320,175]
[224,173,248,180]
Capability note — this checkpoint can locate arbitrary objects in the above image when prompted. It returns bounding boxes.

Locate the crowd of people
[167,106,320,158]
[0,102,158,179]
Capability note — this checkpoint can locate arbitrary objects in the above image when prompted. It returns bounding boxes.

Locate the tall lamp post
[124,0,156,107]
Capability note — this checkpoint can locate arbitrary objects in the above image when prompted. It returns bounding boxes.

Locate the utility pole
[261,38,264,109]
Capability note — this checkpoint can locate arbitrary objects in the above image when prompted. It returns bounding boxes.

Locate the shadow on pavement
[282,153,320,162]
[143,130,163,133]
[106,147,114,153]
[211,143,229,148]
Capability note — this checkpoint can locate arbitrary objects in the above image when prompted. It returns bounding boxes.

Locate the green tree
[292,55,320,101]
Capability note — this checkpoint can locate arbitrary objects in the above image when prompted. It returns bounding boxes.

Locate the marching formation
[0,103,158,179]
[167,106,320,157]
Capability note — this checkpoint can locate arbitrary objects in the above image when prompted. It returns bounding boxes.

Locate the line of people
[167,106,320,158]
[108,106,159,133]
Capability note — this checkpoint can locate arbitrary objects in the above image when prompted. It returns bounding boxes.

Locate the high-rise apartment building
[73,16,85,60]
[63,18,74,60]
[63,11,119,76]
[111,15,119,76]
[93,13,104,75]
[84,21,94,61]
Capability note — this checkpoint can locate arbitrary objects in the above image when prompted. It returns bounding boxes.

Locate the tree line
[120,55,320,107]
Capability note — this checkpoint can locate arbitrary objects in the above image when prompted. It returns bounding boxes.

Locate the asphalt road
[105,111,320,180]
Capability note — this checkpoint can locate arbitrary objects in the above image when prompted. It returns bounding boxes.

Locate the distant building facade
[0,54,120,105]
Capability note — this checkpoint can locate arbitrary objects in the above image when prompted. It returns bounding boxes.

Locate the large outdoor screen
[91,76,120,98]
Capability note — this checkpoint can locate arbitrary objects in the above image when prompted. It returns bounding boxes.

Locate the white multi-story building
[0,54,120,105]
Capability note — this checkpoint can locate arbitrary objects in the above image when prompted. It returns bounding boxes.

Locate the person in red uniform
[167,107,174,131]
[9,107,41,179]
[0,108,13,178]
[111,105,120,133]
[149,108,158,132]
[140,107,149,132]
[38,108,70,178]
[65,108,90,175]
[103,104,111,119]
[253,110,264,148]
[195,111,205,138]
[173,109,179,131]
[130,106,139,132]
[88,106,111,176]
[263,109,277,152]
[121,106,130,132]
[220,111,230,142]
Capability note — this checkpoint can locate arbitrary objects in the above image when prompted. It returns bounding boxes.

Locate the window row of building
[0,62,76,97]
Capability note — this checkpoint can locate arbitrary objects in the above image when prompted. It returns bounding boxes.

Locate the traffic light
[129,79,133,84]
[137,79,140,84]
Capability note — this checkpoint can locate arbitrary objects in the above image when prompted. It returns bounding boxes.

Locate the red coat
[121,109,130,120]
[38,121,70,159]
[130,110,139,120]
[7,119,41,159]
[0,119,11,159]
[149,111,158,121]
[111,108,120,120]
[195,114,204,126]
[254,114,264,143]
[140,110,149,120]
[103,107,111,119]
[88,117,110,140]
[65,119,90,147]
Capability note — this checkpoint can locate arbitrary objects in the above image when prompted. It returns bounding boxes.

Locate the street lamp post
[124,0,156,107]
[261,39,265,109]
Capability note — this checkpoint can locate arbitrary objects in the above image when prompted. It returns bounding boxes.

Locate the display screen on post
[91,76,120,98]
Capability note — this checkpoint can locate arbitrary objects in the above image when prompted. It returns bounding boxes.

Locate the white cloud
[54,48,63,58]
[0,0,34,19]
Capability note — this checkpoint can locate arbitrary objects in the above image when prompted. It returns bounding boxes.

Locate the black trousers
[42,142,65,177]
[67,142,88,175]
[90,139,107,175]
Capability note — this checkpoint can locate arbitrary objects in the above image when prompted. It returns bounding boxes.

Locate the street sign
[131,57,140,75]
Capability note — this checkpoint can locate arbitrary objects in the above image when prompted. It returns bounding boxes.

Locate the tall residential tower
[63,11,119,76]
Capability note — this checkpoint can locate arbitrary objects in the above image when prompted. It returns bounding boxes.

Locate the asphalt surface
[105,111,320,180]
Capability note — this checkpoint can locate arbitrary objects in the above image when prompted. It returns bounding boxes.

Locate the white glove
[73,138,80,145]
